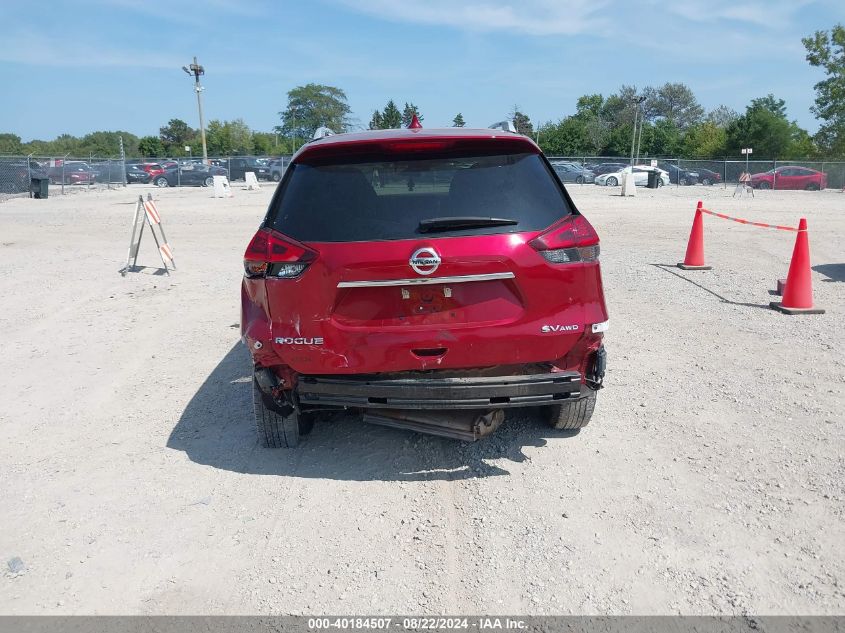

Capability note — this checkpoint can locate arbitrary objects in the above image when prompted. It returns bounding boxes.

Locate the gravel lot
[0,182,842,615]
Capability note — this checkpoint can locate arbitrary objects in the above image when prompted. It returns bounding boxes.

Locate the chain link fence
[3,153,845,200]
[0,155,129,200]
[547,156,845,190]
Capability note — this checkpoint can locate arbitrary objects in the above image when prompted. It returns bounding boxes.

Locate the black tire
[575,175,584,184]
[204,176,214,187]
[758,181,771,190]
[701,178,712,186]
[272,172,282,182]
[606,176,618,187]
[252,379,313,448]
[680,177,688,186]
[546,391,596,430]
[805,183,820,191]
[154,176,169,188]
[657,179,664,188]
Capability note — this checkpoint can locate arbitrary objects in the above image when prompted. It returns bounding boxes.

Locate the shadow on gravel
[651,263,772,309]
[813,263,845,282]
[167,343,579,481]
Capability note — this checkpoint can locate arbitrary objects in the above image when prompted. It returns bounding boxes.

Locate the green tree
[537,117,588,155]
[646,119,683,155]
[726,95,811,158]
[706,105,739,128]
[0,133,23,154]
[138,136,165,158]
[369,110,384,130]
[252,132,277,155]
[159,119,195,155]
[401,102,423,127]
[78,131,139,157]
[644,82,704,130]
[682,121,727,157]
[276,83,351,142]
[509,106,534,137]
[452,113,465,127]
[378,100,401,128]
[575,94,604,118]
[803,24,845,155]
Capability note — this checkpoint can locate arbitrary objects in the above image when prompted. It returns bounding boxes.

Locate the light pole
[182,57,208,164]
[629,96,646,166]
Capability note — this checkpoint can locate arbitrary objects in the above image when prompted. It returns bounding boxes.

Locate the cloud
[332,0,609,36]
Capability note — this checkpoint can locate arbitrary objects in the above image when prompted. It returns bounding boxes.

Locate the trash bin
[647,170,660,189]
[30,177,49,199]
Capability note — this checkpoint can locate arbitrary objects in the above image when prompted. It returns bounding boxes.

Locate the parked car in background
[750,166,827,190]
[657,162,698,185]
[550,161,595,184]
[228,157,271,181]
[694,167,721,186]
[126,164,152,184]
[90,161,127,184]
[48,161,97,185]
[268,158,289,182]
[589,162,630,176]
[595,165,669,187]
[139,163,165,179]
[0,160,49,193]
[152,164,229,187]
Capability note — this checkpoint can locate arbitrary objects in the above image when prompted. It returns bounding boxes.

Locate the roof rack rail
[488,120,518,133]
[312,126,336,140]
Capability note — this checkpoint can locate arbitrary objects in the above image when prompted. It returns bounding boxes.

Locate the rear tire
[154,176,169,188]
[758,181,771,190]
[204,176,214,187]
[606,176,618,187]
[272,172,282,182]
[546,391,596,430]
[805,183,820,191]
[252,379,311,448]
[575,175,584,184]
[701,177,712,186]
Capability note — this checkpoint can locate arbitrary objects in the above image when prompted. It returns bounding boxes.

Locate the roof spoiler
[488,120,518,133]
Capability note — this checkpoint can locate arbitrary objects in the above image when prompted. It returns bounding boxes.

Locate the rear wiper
[418,216,519,233]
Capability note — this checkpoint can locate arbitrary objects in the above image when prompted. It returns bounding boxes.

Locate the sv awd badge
[541,324,580,333]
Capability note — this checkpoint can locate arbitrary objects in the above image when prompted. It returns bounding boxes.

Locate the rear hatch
[251,138,606,374]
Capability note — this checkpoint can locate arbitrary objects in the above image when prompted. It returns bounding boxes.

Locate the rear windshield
[268,152,571,242]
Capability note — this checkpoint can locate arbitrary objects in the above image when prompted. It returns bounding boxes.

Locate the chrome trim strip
[337,272,515,288]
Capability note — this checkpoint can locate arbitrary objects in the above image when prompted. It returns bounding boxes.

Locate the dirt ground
[0,181,843,615]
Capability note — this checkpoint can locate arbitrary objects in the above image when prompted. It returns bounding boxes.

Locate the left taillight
[528,214,600,264]
[243,228,317,279]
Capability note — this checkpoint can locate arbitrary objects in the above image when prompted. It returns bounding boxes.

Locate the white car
[595,165,670,187]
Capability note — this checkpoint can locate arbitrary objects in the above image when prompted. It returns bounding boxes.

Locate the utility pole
[630,96,646,166]
[182,57,208,164]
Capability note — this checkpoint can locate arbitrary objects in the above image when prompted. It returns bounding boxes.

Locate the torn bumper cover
[296,371,584,409]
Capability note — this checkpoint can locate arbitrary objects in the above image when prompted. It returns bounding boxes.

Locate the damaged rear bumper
[296,371,585,410]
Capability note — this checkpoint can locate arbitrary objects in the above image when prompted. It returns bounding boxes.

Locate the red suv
[241,124,608,447]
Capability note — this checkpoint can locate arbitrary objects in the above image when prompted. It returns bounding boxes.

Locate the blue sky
[1,0,843,140]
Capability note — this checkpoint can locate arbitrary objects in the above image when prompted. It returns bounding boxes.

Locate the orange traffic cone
[678,201,712,270]
[770,218,825,314]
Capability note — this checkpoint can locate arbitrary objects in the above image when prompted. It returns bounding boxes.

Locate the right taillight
[243,228,317,279]
[529,214,600,264]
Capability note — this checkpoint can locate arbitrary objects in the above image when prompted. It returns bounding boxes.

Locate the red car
[139,162,166,179]
[750,166,827,190]
[241,123,609,446]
